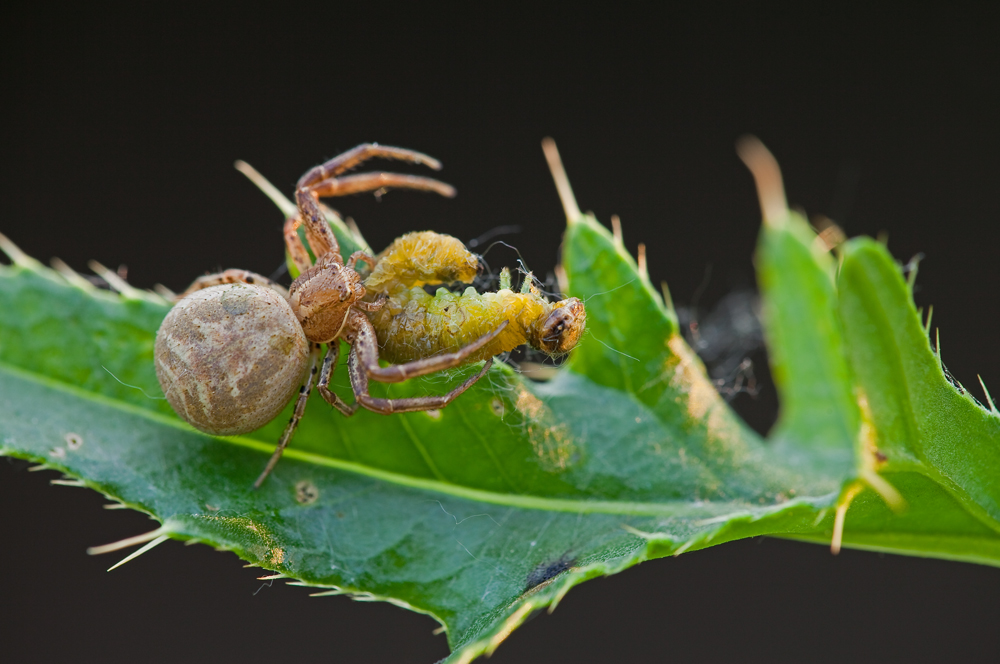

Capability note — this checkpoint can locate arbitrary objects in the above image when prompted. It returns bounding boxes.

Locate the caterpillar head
[533,297,586,356]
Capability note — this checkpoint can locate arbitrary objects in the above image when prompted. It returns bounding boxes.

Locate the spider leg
[283,217,314,274]
[308,173,456,200]
[295,188,342,262]
[253,345,321,489]
[297,144,445,188]
[349,311,507,383]
[354,296,385,313]
[294,145,456,262]
[346,250,378,273]
[316,342,358,417]
[349,341,495,415]
[176,269,288,301]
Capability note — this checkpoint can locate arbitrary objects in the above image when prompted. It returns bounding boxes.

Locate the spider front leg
[345,311,505,414]
[253,345,321,489]
[293,144,457,261]
[298,143,447,185]
[283,217,315,274]
[347,250,377,273]
[294,188,345,264]
[308,173,456,199]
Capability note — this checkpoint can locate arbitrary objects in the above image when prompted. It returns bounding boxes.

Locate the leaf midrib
[0,361,830,519]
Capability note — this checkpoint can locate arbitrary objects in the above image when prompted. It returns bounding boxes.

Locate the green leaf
[2,151,999,662]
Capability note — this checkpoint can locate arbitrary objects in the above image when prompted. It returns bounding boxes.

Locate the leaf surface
[1,174,998,662]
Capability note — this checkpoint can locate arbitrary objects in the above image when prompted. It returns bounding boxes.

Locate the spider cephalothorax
[155,144,506,487]
[287,253,368,343]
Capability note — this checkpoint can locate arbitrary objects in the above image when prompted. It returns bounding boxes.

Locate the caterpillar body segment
[363,231,586,364]
[365,231,479,293]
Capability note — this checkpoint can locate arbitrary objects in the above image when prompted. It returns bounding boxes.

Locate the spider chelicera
[154,144,506,488]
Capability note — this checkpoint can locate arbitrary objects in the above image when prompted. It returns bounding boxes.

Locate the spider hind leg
[253,346,321,489]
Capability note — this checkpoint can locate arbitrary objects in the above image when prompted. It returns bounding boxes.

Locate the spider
[154,144,507,488]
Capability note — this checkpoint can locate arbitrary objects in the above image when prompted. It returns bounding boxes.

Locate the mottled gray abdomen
[155,283,310,435]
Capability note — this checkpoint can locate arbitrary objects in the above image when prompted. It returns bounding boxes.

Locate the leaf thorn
[0,231,43,269]
[308,588,346,597]
[105,535,171,572]
[88,527,168,556]
[50,257,97,292]
[859,469,906,513]
[735,135,789,228]
[831,482,864,555]
[672,539,696,556]
[153,283,177,301]
[621,524,665,540]
[88,260,144,300]
[541,137,582,224]
[49,478,86,487]
[978,375,998,414]
[659,281,675,314]
[234,160,297,218]
[610,215,623,244]
[487,602,535,656]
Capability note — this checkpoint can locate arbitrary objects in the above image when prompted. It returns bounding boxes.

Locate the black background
[2,5,999,663]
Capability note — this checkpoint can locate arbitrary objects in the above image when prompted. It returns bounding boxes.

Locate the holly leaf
[1,142,998,662]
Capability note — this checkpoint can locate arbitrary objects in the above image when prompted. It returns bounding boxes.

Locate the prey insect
[362,230,587,364]
[154,145,507,488]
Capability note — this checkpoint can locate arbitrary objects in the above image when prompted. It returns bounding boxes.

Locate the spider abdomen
[155,283,310,435]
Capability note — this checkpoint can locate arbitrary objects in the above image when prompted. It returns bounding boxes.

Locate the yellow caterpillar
[363,231,586,364]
